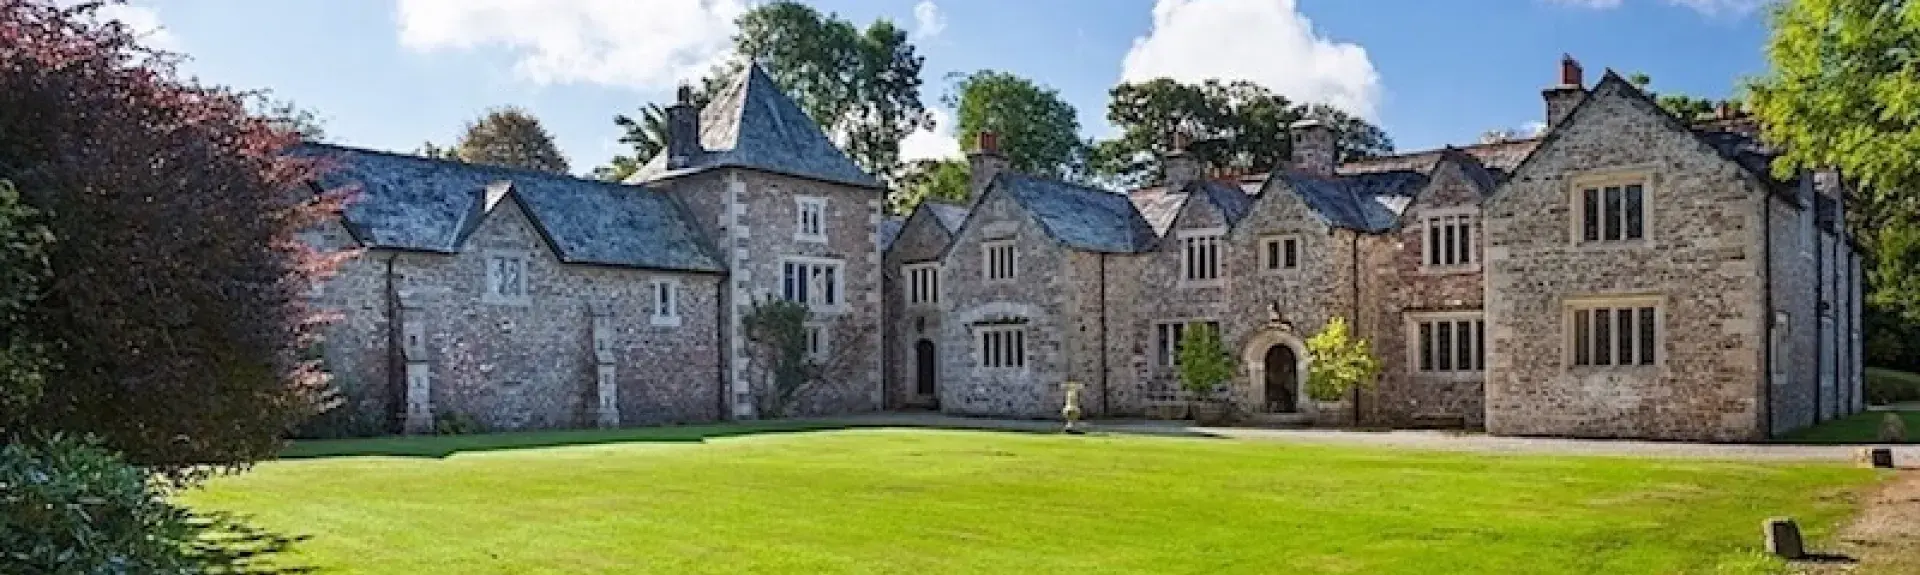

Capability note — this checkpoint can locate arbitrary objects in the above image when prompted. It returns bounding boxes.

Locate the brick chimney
[1289,119,1336,176]
[1543,54,1586,130]
[666,84,702,170]
[1162,131,1202,191]
[968,131,1010,199]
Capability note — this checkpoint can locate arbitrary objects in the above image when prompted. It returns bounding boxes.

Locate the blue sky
[108,0,1772,176]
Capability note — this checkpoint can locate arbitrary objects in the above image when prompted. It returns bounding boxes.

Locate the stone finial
[1288,119,1336,176]
[1543,54,1587,131]
[968,131,1010,199]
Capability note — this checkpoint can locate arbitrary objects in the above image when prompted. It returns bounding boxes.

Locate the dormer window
[1180,228,1224,284]
[795,196,827,242]
[1422,210,1477,270]
[983,240,1016,281]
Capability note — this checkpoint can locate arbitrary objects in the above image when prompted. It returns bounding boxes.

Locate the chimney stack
[1289,119,1336,176]
[968,131,1010,199]
[1161,131,1202,191]
[1715,100,1735,120]
[1542,54,1587,130]
[666,84,702,170]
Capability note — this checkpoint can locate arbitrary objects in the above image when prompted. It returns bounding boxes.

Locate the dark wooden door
[915,340,937,397]
[1265,345,1298,413]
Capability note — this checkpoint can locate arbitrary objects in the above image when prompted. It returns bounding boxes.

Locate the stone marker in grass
[1878,413,1907,443]
[1764,517,1804,560]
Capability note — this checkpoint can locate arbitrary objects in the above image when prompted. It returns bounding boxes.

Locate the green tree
[947,70,1083,178]
[1304,316,1381,404]
[0,180,50,427]
[1748,0,1920,233]
[416,140,460,161]
[1626,73,1741,122]
[452,106,570,174]
[244,92,327,142]
[1176,323,1235,405]
[717,1,930,182]
[889,158,969,215]
[1092,79,1391,188]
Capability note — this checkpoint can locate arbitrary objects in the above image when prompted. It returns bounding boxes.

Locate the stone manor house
[304,57,1863,442]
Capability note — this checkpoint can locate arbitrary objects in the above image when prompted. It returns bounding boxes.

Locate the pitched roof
[1126,179,1256,238]
[1339,137,1541,179]
[878,216,907,250]
[1272,169,1428,233]
[630,63,883,190]
[927,202,970,233]
[993,173,1158,253]
[303,144,724,273]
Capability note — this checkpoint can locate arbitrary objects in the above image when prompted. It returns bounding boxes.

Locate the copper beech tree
[0,1,352,478]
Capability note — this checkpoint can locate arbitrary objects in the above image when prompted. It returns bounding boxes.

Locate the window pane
[1429,225,1442,265]
[1625,184,1644,240]
[1459,221,1473,264]
[1583,189,1600,241]
[1574,310,1591,366]
[1443,223,1457,266]
[1285,240,1298,268]
[1617,309,1635,365]
[1594,309,1612,365]
[824,267,838,305]
[1475,320,1486,370]
[1604,186,1623,241]
[1457,320,1474,370]
[1013,331,1024,367]
[1437,322,1453,371]
[1266,241,1279,269]
[1420,322,1433,371]
[1638,307,1657,365]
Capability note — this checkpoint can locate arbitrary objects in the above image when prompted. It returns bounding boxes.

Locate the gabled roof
[927,202,970,233]
[1265,169,1428,233]
[882,201,970,252]
[989,173,1158,253]
[878,216,907,250]
[1127,179,1256,238]
[1340,137,1540,180]
[630,63,883,190]
[303,144,724,273]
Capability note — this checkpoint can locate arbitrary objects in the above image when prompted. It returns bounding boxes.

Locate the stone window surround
[974,322,1027,370]
[481,249,533,306]
[650,278,682,327]
[804,322,829,360]
[1566,166,1656,248]
[781,256,847,314]
[794,196,828,243]
[1154,318,1222,369]
[1178,227,1226,287]
[904,261,940,306]
[1404,310,1486,382]
[1562,293,1665,371]
[1771,312,1790,386]
[1260,234,1302,274]
[1418,207,1481,274]
[982,239,1017,283]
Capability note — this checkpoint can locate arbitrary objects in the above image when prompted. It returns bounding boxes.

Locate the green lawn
[183,428,1881,575]
[1782,410,1920,444]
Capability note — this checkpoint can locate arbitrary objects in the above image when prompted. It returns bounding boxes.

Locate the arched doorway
[914,339,937,402]
[1264,344,1298,413]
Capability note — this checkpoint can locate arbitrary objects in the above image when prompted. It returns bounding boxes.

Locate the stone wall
[1357,159,1489,428]
[1222,179,1356,417]
[1483,83,1769,442]
[1102,193,1239,416]
[938,190,1078,418]
[882,207,953,409]
[659,169,885,418]
[312,200,724,432]
[1767,194,1817,435]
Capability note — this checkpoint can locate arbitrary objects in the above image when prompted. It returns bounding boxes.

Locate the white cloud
[899,107,961,161]
[1120,0,1382,121]
[394,0,745,90]
[912,1,946,39]
[1546,0,1766,16]
[1519,121,1547,138]
[93,3,181,52]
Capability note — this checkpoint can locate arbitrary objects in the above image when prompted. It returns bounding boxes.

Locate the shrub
[1866,368,1920,406]
[0,434,199,574]
[1304,316,1381,403]
[1176,323,1234,401]
[434,411,485,435]
[0,179,52,428]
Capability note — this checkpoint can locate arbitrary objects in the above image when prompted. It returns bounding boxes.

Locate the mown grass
[1783,410,1920,444]
[183,428,1880,574]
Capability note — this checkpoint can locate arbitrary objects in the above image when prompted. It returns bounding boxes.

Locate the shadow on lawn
[277,418,1122,460]
[186,511,316,574]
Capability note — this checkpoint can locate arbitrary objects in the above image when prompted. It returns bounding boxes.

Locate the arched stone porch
[1240,325,1310,415]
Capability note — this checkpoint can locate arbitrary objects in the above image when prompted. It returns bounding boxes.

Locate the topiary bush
[0,434,199,574]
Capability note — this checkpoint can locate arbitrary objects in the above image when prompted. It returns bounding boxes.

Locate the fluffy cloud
[1120,0,1382,121]
[913,1,946,39]
[394,0,745,89]
[899,107,961,161]
[93,3,180,52]
[1547,0,1767,16]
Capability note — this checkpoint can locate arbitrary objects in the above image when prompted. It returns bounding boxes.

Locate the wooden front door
[1265,344,1298,413]
[914,339,937,400]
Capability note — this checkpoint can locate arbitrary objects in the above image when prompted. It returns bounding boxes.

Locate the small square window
[1263,236,1301,272]
[484,253,530,305]
[905,263,940,305]
[1574,177,1648,245]
[976,324,1026,369]
[983,240,1016,281]
[651,280,681,327]
[1180,229,1225,283]
[804,324,829,360]
[1422,212,1477,270]
[795,197,827,242]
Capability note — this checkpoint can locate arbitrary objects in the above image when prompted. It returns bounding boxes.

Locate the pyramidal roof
[630,63,883,189]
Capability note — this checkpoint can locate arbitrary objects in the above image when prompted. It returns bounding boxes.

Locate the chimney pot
[968,131,1009,199]
[977,131,1000,154]
[1558,54,1584,88]
[1543,54,1587,131]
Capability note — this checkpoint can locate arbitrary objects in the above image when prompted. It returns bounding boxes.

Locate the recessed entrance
[1264,344,1299,413]
[914,339,937,400]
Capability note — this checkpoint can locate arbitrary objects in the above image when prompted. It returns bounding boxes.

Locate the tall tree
[453,106,570,174]
[716,1,930,181]
[889,158,969,215]
[1627,73,1741,122]
[0,0,348,477]
[947,70,1083,178]
[244,91,328,142]
[1091,79,1391,189]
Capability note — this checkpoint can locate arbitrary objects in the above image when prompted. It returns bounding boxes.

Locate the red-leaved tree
[0,0,352,479]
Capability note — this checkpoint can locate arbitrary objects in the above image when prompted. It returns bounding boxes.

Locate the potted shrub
[1304,316,1381,426]
[1177,323,1236,425]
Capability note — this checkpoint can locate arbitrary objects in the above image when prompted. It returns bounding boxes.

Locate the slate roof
[302,144,724,273]
[1273,169,1428,233]
[927,202,970,234]
[1339,137,1540,179]
[1690,117,1789,189]
[878,216,906,250]
[1126,179,1257,237]
[629,63,883,190]
[994,173,1157,253]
